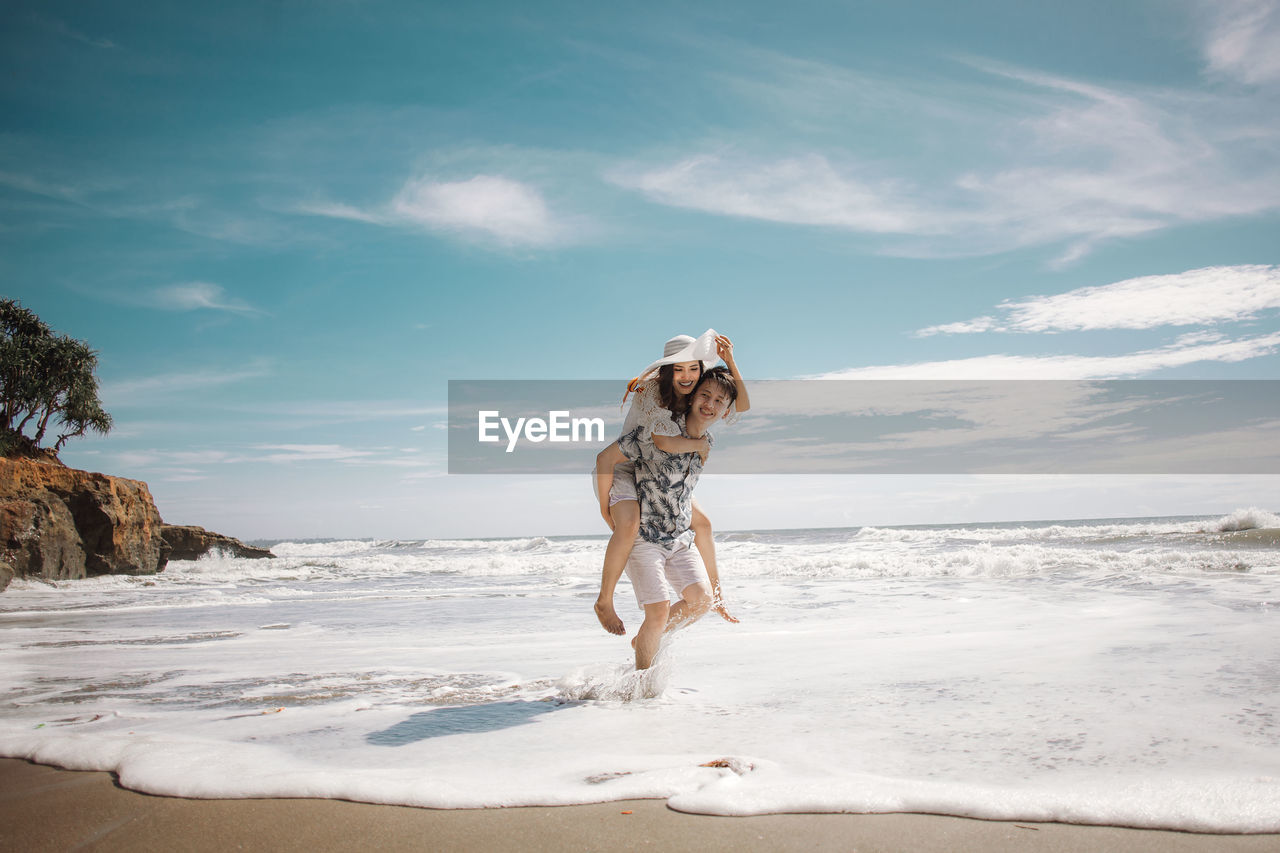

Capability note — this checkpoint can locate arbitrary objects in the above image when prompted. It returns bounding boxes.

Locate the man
[612,367,738,669]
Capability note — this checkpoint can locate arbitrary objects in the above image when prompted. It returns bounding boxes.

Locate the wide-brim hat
[637,328,719,382]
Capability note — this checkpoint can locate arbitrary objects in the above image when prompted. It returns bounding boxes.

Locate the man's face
[690,382,732,423]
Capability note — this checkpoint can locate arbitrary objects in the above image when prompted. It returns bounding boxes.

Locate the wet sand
[4,758,1279,852]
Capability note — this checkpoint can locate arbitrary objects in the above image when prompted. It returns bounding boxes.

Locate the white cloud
[152,282,264,315]
[917,265,1280,336]
[1203,0,1280,85]
[391,175,563,245]
[304,174,571,247]
[812,331,1280,380]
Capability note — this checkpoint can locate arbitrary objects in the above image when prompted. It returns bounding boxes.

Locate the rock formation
[161,524,273,560]
[1,458,169,589]
[0,457,272,592]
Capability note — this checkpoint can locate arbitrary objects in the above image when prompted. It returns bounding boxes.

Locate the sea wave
[1202,506,1280,532]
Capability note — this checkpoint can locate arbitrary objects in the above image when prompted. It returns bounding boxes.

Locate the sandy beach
[3,759,1278,853]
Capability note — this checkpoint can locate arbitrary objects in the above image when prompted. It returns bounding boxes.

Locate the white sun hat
[636,328,720,383]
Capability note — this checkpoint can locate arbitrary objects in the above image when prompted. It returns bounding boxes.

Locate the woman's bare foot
[594,599,625,635]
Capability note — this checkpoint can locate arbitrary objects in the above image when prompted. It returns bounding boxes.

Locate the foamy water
[1,511,1278,831]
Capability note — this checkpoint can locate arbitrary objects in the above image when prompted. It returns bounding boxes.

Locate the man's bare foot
[594,600,625,635]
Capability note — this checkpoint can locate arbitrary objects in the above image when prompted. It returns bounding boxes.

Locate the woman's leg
[666,581,712,631]
[691,500,738,623]
[594,499,640,635]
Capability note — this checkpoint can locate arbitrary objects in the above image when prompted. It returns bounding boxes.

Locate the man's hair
[692,366,737,404]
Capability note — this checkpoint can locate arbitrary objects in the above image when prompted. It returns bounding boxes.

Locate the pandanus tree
[0,298,112,456]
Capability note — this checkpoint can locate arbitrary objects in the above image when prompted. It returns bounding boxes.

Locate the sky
[3,0,1279,540]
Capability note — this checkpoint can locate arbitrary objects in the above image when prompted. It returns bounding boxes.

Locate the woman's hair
[692,366,738,406]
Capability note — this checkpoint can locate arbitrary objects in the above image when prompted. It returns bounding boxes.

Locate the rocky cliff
[0,458,169,589]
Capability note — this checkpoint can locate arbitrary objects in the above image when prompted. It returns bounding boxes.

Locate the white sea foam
[268,539,376,557]
[1208,506,1280,532]
[1,511,1277,831]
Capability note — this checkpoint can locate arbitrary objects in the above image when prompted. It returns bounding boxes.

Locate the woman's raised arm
[716,334,750,413]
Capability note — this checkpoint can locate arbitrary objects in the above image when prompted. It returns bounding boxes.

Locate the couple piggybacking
[592,330,749,669]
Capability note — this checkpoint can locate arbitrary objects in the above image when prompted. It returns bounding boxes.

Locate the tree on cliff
[0,298,112,457]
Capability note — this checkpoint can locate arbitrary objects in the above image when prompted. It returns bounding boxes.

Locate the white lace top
[619,380,683,442]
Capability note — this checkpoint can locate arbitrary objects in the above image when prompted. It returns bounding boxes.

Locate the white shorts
[625,538,710,607]
[591,461,638,506]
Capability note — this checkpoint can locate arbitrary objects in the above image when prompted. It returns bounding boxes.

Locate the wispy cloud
[0,162,296,247]
[34,15,119,50]
[301,173,574,247]
[1202,0,1280,85]
[252,444,377,463]
[151,282,266,316]
[609,52,1280,264]
[104,444,442,476]
[221,400,448,425]
[813,331,1280,380]
[610,153,920,233]
[100,361,272,403]
[917,265,1280,336]
[0,170,85,202]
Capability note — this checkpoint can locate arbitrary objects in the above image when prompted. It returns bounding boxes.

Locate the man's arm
[595,441,626,528]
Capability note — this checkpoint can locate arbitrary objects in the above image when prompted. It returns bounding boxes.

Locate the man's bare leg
[594,500,639,636]
[634,601,671,670]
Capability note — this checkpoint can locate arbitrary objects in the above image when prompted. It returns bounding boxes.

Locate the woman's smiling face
[670,361,702,396]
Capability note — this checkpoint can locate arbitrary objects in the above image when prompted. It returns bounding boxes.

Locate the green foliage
[1,299,112,456]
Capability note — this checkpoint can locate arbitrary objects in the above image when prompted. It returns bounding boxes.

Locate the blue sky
[4,0,1279,539]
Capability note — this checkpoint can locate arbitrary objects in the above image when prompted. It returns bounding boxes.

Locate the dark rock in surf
[160,524,274,561]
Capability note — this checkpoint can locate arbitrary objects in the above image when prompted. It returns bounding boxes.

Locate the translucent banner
[447,380,1280,474]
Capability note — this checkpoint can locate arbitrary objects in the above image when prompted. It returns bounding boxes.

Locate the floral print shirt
[618,414,714,549]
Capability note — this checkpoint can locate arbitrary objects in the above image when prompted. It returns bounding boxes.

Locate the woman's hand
[715,334,736,365]
[697,437,711,464]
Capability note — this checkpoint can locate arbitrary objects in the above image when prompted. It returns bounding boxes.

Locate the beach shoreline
[4,758,1279,853]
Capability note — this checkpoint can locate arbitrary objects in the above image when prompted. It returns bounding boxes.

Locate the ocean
[2,510,1278,832]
